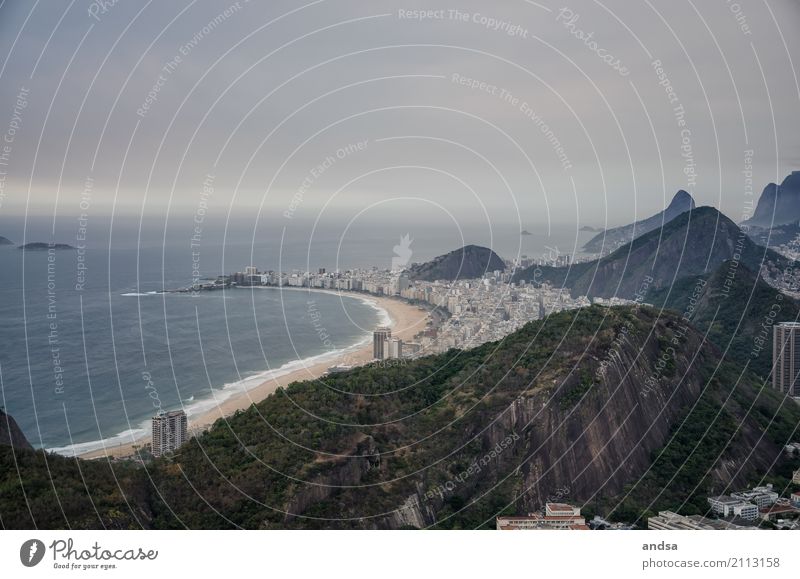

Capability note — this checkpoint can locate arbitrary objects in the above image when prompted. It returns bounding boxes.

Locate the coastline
[76,292,429,460]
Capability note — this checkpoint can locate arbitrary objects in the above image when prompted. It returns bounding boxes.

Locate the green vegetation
[610,358,799,526]
[0,449,148,529]
[650,261,800,380]
[1,305,798,530]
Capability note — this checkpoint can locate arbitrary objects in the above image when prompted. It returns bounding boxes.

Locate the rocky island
[18,242,76,251]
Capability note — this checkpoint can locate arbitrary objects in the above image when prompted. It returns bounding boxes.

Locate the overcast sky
[0,0,799,236]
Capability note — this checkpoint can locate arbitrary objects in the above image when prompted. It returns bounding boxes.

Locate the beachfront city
[186,254,609,357]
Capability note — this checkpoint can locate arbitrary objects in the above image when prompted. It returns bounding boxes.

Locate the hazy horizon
[1,0,798,235]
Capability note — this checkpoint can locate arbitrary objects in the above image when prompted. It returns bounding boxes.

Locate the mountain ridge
[583,190,696,253]
[514,206,787,300]
[650,260,800,379]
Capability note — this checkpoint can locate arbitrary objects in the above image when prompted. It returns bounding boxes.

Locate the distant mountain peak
[743,171,800,227]
[517,205,786,300]
[669,190,695,209]
[582,189,696,253]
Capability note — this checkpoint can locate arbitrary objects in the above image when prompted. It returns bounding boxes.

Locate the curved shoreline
[75,293,429,460]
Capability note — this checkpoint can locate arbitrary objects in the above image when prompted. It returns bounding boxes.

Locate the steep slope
[583,190,695,253]
[0,236,13,246]
[514,206,787,300]
[743,171,800,227]
[650,261,800,380]
[406,244,505,282]
[0,410,32,450]
[2,306,797,529]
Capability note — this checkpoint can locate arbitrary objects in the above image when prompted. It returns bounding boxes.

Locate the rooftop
[709,495,744,505]
[547,503,577,512]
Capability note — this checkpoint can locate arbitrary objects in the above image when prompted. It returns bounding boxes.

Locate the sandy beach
[78,294,429,460]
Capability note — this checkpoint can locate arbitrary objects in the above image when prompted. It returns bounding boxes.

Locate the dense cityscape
[187,253,617,359]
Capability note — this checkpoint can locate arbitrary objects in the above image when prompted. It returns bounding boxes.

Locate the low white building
[732,484,779,509]
[733,502,759,520]
[496,503,587,530]
[708,495,759,520]
[648,511,710,530]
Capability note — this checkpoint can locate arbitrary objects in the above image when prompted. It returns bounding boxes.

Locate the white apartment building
[151,410,188,457]
[707,495,759,520]
[732,502,759,520]
[386,338,403,359]
[731,484,780,509]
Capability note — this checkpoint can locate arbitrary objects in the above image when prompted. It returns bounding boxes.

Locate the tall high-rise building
[373,327,391,360]
[151,410,188,457]
[773,322,800,397]
[398,275,410,294]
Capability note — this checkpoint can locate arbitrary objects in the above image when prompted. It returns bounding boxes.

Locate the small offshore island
[17,242,76,251]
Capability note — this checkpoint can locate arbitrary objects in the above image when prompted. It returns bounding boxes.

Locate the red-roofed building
[759,504,800,522]
[496,503,587,530]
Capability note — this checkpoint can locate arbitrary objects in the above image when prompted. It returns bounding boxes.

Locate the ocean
[0,216,593,455]
[0,245,387,455]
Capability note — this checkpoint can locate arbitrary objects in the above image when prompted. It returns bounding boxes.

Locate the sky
[0,0,799,246]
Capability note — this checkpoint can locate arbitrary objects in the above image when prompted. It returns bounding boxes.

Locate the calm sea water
[0,245,385,454]
[0,217,593,454]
